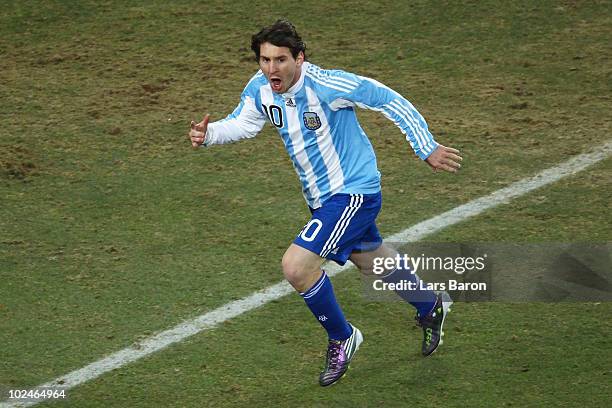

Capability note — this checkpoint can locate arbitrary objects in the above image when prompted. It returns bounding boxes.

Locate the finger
[444,146,461,155]
[197,113,210,127]
[441,163,458,173]
[190,120,196,129]
[189,127,204,142]
[191,137,204,146]
[195,114,210,130]
[443,159,462,169]
[445,152,463,162]
[191,136,205,144]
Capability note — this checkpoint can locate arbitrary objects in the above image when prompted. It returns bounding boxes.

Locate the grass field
[1,0,611,406]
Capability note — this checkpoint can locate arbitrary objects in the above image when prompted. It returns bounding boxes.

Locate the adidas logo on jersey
[285,98,296,107]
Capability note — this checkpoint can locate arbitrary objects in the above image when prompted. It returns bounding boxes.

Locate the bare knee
[281,248,322,292]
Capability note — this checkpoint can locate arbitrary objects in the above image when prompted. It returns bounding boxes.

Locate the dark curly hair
[251,19,307,61]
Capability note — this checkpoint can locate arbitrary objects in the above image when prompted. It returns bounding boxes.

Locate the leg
[350,244,452,357]
[349,243,437,313]
[349,242,398,276]
[283,243,361,386]
[282,243,352,341]
[289,193,379,385]
[281,243,325,293]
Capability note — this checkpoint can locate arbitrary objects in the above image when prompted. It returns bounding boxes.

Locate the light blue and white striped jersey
[205,62,438,209]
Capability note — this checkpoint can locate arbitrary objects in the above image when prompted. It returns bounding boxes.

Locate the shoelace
[326,341,342,369]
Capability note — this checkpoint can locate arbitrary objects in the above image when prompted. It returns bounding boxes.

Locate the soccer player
[189,20,462,386]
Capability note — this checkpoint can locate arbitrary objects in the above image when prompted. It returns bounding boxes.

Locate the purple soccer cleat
[319,323,363,386]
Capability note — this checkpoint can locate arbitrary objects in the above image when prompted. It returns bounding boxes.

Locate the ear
[296,51,305,66]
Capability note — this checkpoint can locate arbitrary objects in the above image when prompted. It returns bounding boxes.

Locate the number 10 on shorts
[300,219,323,242]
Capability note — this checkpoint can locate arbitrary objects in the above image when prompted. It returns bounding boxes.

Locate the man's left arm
[338,74,462,173]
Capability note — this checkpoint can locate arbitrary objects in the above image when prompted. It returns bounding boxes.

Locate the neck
[288,64,302,89]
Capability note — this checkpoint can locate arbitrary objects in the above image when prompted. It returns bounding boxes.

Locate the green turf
[1,0,610,406]
[32,159,611,408]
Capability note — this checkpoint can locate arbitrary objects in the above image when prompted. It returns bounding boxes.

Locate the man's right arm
[189,91,267,148]
[204,93,267,146]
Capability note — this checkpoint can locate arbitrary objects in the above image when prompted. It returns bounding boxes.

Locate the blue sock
[300,271,353,341]
[382,266,437,316]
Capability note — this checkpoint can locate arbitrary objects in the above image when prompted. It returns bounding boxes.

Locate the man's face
[258,42,304,93]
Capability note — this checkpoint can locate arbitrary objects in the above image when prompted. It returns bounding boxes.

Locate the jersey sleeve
[313,68,438,160]
[204,84,267,146]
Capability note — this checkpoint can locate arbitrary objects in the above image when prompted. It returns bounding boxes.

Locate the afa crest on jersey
[303,112,322,130]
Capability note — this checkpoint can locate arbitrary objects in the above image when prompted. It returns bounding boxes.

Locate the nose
[269,61,278,73]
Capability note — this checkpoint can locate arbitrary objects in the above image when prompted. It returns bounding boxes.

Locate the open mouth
[270,78,282,91]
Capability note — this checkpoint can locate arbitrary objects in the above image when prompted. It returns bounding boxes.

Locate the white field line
[2,141,611,407]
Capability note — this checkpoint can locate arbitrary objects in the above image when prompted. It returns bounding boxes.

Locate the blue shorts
[293,192,383,265]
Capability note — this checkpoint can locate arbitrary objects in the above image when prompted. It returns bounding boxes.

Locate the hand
[189,114,210,148]
[425,144,462,173]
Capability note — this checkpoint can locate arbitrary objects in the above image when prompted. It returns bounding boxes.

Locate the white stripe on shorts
[320,194,364,258]
[319,195,356,257]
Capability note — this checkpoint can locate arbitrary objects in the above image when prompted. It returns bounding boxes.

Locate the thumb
[195,114,210,132]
